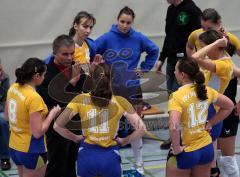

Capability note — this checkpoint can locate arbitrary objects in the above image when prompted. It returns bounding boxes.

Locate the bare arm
[186,42,196,57]
[30,105,61,139]
[233,64,240,78]
[53,107,84,143]
[206,94,234,129]
[117,112,146,146]
[192,38,228,72]
[168,110,184,155]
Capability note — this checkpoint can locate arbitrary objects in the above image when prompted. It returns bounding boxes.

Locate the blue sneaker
[123,169,144,177]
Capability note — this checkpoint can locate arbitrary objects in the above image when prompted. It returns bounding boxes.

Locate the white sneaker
[131,163,144,175]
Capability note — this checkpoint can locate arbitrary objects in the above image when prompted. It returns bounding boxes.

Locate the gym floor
[1,127,240,177]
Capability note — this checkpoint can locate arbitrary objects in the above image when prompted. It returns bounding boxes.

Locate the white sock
[131,138,143,166]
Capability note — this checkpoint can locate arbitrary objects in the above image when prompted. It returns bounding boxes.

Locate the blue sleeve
[44,54,54,64]
[95,34,107,55]
[139,33,159,71]
[86,38,96,62]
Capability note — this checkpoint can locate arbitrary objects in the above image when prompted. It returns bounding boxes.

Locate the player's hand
[115,137,128,146]
[49,105,61,119]
[155,61,163,73]
[135,69,144,77]
[215,37,228,48]
[93,54,104,65]
[171,145,185,155]
[74,135,84,143]
[205,121,212,133]
[218,26,227,37]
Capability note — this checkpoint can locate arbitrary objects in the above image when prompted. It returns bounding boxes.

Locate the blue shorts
[77,141,121,177]
[207,104,223,141]
[10,148,47,169]
[167,143,214,169]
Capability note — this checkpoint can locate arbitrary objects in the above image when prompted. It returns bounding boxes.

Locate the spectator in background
[95,6,159,175]
[0,59,11,171]
[45,11,101,66]
[155,0,202,150]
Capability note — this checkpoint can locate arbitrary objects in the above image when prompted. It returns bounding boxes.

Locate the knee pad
[217,151,227,177]
[218,156,239,177]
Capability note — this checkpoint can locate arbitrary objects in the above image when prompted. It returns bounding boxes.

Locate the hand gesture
[218,26,227,37]
[135,69,144,77]
[205,121,212,133]
[171,145,185,155]
[155,61,163,73]
[74,135,84,143]
[71,61,82,79]
[115,137,128,146]
[215,37,228,48]
[93,54,104,65]
[70,62,82,85]
[49,105,61,120]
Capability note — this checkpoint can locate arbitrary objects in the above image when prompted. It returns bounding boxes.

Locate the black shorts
[220,110,239,138]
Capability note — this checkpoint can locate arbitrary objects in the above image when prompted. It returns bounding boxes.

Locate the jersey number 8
[8,99,17,124]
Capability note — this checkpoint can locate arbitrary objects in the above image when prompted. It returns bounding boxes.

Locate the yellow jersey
[204,57,233,94]
[74,41,90,63]
[67,93,134,147]
[188,28,240,52]
[168,84,219,152]
[7,83,48,153]
[188,29,204,51]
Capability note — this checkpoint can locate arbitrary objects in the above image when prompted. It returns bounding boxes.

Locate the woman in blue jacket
[95,6,159,175]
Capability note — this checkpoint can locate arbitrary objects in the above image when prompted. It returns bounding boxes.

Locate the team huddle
[1,1,240,177]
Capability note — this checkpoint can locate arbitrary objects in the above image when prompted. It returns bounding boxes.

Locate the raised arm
[192,37,228,72]
[186,41,196,57]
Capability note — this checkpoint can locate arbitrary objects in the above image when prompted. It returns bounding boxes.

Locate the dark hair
[178,57,208,101]
[69,11,96,37]
[15,58,46,85]
[117,6,135,20]
[227,43,236,56]
[199,29,223,45]
[52,34,74,54]
[90,63,112,107]
[201,8,221,24]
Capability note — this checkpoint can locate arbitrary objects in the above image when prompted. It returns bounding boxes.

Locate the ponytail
[69,27,75,37]
[194,71,208,100]
[15,58,46,85]
[15,67,27,85]
[178,57,208,101]
[90,63,112,107]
